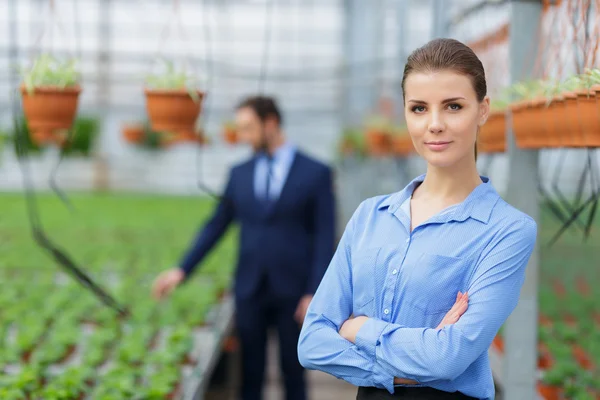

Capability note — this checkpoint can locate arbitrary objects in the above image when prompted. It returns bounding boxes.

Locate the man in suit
[152,95,336,400]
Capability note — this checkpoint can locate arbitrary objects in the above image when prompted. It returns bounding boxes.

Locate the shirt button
[384,309,390,315]
[405,238,410,243]
[392,269,398,275]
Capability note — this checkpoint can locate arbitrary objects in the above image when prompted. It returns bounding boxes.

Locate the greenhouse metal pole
[431,0,448,39]
[339,0,382,225]
[503,1,542,399]
[343,0,380,127]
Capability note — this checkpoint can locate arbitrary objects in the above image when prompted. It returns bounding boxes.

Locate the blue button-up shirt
[254,141,296,201]
[298,174,537,400]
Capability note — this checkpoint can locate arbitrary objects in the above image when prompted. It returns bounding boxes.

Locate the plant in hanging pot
[222,121,238,144]
[568,68,600,148]
[390,124,413,157]
[19,53,81,146]
[121,122,145,144]
[144,59,204,138]
[338,127,366,158]
[508,79,548,149]
[364,115,393,157]
[479,96,509,154]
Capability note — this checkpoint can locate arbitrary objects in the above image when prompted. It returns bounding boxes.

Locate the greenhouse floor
[206,330,358,400]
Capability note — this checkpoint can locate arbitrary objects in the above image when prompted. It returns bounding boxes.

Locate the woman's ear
[479,96,491,126]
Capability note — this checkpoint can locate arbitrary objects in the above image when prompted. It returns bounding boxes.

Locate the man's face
[235,107,265,152]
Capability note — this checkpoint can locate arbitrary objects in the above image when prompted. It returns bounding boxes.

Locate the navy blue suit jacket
[179,150,336,300]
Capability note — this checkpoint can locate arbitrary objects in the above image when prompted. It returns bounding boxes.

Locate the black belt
[357,386,478,400]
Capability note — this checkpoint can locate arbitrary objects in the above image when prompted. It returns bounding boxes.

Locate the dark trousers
[234,278,306,400]
[357,387,477,400]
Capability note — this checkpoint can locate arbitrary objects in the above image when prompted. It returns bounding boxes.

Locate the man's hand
[436,291,469,330]
[339,316,369,343]
[294,295,313,325]
[152,268,185,300]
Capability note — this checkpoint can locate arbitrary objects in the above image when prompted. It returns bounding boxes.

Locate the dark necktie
[264,155,274,204]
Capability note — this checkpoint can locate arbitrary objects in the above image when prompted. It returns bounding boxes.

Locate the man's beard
[255,129,269,154]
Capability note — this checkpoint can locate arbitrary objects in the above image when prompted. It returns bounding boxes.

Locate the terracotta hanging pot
[575,88,600,147]
[543,99,561,148]
[365,129,392,156]
[20,85,81,145]
[510,101,530,148]
[144,89,204,134]
[121,124,145,144]
[526,98,547,148]
[479,110,506,153]
[391,135,414,156]
[222,126,238,144]
[550,96,570,147]
[564,92,584,147]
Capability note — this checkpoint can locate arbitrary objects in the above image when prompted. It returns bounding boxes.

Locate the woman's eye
[448,103,462,111]
[411,106,426,113]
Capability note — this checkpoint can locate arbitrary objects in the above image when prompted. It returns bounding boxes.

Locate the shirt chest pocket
[350,247,381,314]
[407,253,471,315]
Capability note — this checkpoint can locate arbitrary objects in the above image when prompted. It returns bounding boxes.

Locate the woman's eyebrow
[407,97,466,104]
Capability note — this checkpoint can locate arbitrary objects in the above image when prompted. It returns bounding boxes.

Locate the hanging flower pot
[144,60,204,135]
[575,88,600,147]
[563,92,584,147]
[479,110,506,153]
[391,125,413,157]
[549,96,570,147]
[510,101,530,148]
[222,122,238,144]
[121,123,145,144]
[364,115,393,157]
[339,127,366,158]
[19,54,81,146]
[144,89,204,134]
[392,135,414,156]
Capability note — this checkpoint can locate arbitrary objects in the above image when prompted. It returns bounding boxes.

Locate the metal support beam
[431,0,448,39]
[503,1,542,399]
[342,0,381,127]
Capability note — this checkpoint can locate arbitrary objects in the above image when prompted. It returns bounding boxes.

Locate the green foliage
[145,59,201,102]
[2,115,100,157]
[0,193,236,396]
[20,54,80,95]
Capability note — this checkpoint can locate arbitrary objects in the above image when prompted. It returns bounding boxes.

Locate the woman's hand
[339,316,369,343]
[436,291,469,330]
[394,291,469,386]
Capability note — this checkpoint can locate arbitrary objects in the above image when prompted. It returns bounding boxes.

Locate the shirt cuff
[355,318,389,359]
[372,357,395,394]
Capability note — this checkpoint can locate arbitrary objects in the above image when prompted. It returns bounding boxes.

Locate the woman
[297,38,537,400]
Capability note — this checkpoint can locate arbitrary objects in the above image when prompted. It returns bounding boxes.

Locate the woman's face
[403,70,489,168]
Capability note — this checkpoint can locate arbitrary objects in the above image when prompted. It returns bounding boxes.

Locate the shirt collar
[258,141,296,163]
[377,174,499,224]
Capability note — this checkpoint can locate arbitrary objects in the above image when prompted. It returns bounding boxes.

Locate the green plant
[364,114,393,133]
[62,116,100,157]
[20,53,80,95]
[145,59,200,102]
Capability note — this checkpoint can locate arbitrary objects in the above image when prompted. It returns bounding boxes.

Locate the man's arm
[307,167,336,294]
[179,170,236,277]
